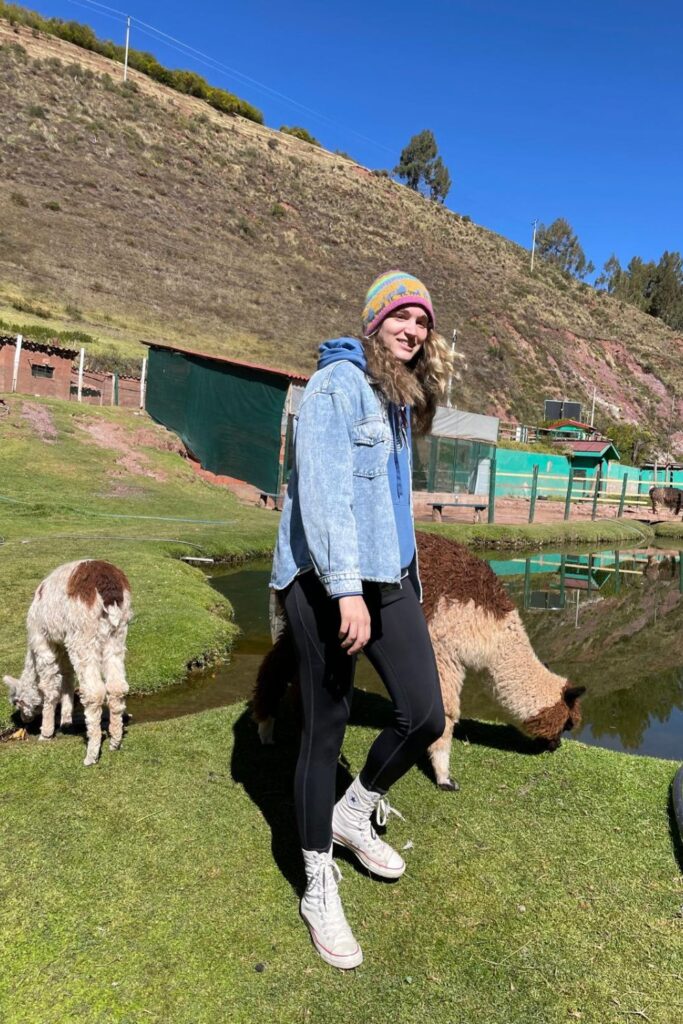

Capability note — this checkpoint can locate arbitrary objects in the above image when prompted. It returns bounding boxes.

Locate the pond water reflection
[128,544,683,760]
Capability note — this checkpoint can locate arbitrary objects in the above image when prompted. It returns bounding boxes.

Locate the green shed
[143,342,308,494]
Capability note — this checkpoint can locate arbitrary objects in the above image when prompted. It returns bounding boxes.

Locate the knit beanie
[362,270,435,336]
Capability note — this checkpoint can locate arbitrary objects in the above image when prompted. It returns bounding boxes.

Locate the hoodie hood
[317,336,367,371]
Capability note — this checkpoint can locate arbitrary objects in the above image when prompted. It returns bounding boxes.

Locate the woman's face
[376,305,429,363]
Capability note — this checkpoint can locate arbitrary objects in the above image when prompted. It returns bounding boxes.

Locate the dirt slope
[0,20,681,451]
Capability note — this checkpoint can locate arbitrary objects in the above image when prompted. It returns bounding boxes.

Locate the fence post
[563,468,574,521]
[591,466,602,520]
[617,472,628,518]
[528,464,539,524]
[140,357,147,410]
[427,436,438,492]
[587,554,593,595]
[523,558,532,610]
[487,457,497,524]
[113,371,119,407]
[559,554,566,607]
[77,348,84,403]
[11,334,23,392]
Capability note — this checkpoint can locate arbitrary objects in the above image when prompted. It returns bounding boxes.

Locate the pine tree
[535,218,594,279]
[394,130,452,202]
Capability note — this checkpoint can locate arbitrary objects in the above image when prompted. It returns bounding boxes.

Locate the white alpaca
[3,560,132,766]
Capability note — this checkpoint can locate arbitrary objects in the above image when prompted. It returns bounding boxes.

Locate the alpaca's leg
[69,651,106,766]
[102,631,129,752]
[428,715,459,790]
[58,651,75,729]
[32,639,63,741]
[428,656,464,791]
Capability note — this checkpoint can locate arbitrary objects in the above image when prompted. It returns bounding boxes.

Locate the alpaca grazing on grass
[253,532,584,790]
[3,560,132,766]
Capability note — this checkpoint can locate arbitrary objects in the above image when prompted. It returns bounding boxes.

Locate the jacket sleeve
[295,388,363,597]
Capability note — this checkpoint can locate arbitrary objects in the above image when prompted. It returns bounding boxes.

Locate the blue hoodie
[317,337,415,572]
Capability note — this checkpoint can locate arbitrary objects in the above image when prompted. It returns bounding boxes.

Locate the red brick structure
[0,335,142,407]
[73,370,142,408]
[0,335,77,399]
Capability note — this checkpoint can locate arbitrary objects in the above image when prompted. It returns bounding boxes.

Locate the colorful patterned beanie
[362,270,435,336]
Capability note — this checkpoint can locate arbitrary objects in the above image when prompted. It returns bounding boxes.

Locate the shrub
[267,137,279,150]
[236,216,255,238]
[280,125,320,146]
[27,104,46,119]
[270,203,286,219]
[10,191,29,207]
[43,200,61,212]
[10,299,51,319]
[65,304,83,321]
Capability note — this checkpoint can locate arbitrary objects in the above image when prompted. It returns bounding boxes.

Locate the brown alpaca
[253,533,585,789]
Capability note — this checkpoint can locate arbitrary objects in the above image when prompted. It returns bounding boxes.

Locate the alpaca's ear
[564,685,586,706]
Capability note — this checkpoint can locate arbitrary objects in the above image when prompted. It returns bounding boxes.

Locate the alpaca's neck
[486,612,564,721]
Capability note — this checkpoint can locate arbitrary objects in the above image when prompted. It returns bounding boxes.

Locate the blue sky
[31,0,683,277]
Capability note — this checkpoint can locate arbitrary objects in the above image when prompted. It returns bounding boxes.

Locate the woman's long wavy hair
[362,325,454,436]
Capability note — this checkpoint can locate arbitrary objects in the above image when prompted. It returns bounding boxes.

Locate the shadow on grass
[229,688,551,888]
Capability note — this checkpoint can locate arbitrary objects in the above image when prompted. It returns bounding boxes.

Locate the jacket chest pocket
[352,417,388,479]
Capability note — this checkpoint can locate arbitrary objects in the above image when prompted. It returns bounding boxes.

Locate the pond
[128,543,683,761]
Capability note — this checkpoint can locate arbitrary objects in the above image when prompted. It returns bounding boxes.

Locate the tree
[597,419,655,464]
[394,130,452,202]
[650,251,683,331]
[535,218,595,279]
[596,249,683,330]
[427,156,451,204]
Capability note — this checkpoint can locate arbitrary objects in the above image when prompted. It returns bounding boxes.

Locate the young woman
[270,270,453,969]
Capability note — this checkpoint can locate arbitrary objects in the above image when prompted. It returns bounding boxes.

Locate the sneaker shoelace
[308,859,343,913]
[375,796,405,829]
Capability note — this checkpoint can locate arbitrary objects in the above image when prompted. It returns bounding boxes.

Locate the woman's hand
[338,595,371,655]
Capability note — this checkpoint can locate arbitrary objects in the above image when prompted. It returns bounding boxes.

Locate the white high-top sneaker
[300,847,363,970]
[332,776,406,879]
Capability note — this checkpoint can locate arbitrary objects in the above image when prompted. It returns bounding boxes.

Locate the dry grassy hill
[1,20,681,451]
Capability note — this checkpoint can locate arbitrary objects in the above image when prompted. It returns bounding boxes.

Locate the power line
[65,0,395,155]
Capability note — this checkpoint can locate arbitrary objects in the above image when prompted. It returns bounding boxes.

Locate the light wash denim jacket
[270,356,422,600]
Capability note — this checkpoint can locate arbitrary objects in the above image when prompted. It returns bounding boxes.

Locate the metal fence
[487,461,675,524]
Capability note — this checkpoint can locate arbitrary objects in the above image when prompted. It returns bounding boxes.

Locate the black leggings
[282,571,445,852]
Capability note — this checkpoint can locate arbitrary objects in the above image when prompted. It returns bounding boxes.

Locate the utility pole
[123,16,131,82]
[447,329,457,408]
[530,219,538,272]
[666,389,676,466]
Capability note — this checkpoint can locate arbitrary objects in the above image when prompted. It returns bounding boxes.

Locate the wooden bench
[258,491,282,511]
[428,501,488,524]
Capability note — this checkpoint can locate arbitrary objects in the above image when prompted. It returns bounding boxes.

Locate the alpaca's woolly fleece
[3,560,132,766]
[253,533,584,788]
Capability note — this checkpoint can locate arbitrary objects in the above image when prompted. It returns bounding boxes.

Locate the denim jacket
[270,358,422,600]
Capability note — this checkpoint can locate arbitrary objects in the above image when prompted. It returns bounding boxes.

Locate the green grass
[0,396,278,730]
[0,704,681,1024]
[654,521,683,540]
[418,518,656,549]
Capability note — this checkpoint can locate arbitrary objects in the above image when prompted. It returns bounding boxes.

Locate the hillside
[0,20,681,452]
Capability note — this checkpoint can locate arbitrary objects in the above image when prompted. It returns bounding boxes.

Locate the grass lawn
[0,702,681,1024]
[0,396,278,730]
[418,518,658,549]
